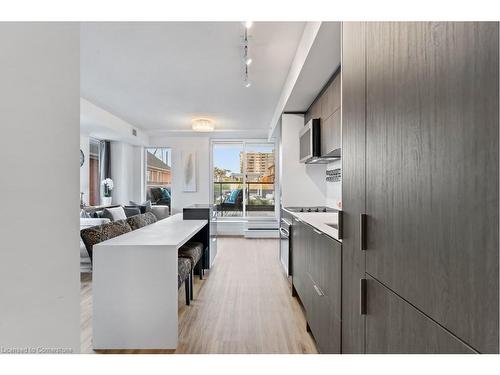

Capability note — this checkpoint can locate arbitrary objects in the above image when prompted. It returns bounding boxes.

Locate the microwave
[299,118,324,163]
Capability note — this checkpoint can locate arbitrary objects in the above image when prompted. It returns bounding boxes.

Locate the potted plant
[101,178,114,206]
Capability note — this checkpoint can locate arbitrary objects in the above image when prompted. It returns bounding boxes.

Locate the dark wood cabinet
[341,21,499,354]
[364,22,499,354]
[308,229,341,354]
[291,218,341,353]
[183,204,218,269]
[365,276,476,354]
[305,70,342,158]
[340,21,367,354]
[291,217,308,305]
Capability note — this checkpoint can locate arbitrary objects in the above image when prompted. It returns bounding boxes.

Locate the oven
[279,217,292,276]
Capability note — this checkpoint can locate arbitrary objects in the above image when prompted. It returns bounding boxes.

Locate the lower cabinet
[365,276,476,354]
[292,219,342,353]
[291,217,309,303]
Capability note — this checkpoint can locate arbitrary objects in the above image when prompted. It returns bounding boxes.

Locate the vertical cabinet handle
[360,213,367,251]
[337,210,343,239]
[360,278,367,315]
[313,284,325,297]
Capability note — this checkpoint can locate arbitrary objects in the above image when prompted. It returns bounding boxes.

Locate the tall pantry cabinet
[341,22,499,354]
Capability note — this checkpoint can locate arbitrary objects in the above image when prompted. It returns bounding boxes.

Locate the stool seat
[178,257,191,289]
[178,241,203,268]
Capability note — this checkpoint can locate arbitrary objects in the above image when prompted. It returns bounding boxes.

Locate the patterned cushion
[178,242,203,268]
[80,219,132,260]
[126,212,158,230]
[126,214,148,230]
[143,212,158,225]
[178,257,191,289]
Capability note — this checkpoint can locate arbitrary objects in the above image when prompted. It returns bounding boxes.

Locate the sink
[325,223,338,229]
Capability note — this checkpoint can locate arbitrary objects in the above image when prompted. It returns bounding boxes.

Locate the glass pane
[146,148,172,209]
[88,139,100,206]
[244,143,275,217]
[213,143,244,217]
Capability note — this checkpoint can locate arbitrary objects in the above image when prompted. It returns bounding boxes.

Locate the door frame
[210,138,279,220]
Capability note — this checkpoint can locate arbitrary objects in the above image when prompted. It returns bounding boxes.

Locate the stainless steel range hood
[300,117,341,164]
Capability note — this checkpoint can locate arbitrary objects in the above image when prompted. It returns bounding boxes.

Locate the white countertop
[94,213,207,248]
[283,209,341,242]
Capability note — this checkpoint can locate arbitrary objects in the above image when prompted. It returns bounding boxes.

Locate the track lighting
[242,24,253,87]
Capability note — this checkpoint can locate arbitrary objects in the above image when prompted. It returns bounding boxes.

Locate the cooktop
[284,206,337,213]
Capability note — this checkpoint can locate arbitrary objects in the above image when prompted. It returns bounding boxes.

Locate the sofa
[146,187,171,210]
[85,203,170,221]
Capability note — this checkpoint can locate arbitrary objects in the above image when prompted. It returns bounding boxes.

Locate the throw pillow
[160,188,171,200]
[123,206,141,218]
[129,200,152,214]
[80,209,91,218]
[102,206,127,221]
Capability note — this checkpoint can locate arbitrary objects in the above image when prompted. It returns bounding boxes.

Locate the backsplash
[326,159,342,210]
[326,168,341,182]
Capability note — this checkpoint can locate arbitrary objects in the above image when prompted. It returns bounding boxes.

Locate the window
[212,140,275,218]
[88,138,100,206]
[145,148,172,208]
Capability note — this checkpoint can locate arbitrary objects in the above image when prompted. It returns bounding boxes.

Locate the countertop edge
[282,208,342,243]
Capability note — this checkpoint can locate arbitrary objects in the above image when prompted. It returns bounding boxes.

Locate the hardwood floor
[80,236,318,354]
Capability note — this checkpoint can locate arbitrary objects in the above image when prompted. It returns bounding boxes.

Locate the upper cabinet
[304,69,342,159]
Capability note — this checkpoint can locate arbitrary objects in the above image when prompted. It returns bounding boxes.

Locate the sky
[213,144,274,173]
[145,145,273,174]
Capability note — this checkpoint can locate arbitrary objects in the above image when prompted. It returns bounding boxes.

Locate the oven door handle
[279,227,290,238]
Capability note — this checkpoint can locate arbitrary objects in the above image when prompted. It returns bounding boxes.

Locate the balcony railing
[213,181,275,217]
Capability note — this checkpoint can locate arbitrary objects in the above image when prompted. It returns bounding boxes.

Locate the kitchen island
[92,213,207,350]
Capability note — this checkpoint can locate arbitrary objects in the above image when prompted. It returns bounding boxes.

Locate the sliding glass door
[212,140,275,218]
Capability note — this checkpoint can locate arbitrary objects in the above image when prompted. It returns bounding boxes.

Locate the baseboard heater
[244,221,279,238]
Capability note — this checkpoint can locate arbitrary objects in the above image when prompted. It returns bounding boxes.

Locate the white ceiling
[284,22,341,112]
[81,22,306,134]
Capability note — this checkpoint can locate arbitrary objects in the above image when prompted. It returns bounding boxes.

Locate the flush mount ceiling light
[192,118,215,132]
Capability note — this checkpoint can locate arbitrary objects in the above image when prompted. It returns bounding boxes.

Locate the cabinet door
[314,233,342,353]
[365,22,499,353]
[320,114,333,156]
[291,217,305,298]
[301,223,313,314]
[341,21,367,354]
[306,227,322,338]
[292,218,311,310]
[330,109,341,152]
[366,276,475,353]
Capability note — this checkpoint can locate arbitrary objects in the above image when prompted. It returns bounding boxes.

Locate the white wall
[80,133,90,204]
[80,98,149,146]
[280,114,327,207]
[152,136,210,214]
[0,23,80,352]
[110,141,145,206]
